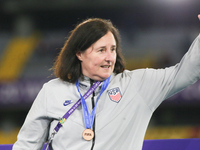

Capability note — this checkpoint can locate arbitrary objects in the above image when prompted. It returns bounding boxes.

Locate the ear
[76,51,83,61]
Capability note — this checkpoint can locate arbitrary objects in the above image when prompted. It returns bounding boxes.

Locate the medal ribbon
[54,80,101,132]
[45,76,110,150]
[76,76,110,129]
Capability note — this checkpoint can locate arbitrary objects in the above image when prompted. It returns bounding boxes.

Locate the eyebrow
[96,45,116,49]
[92,44,116,51]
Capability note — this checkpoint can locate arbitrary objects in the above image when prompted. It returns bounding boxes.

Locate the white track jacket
[13,34,200,150]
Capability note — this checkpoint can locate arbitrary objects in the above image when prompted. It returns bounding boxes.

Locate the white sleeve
[12,84,52,150]
[133,34,200,111]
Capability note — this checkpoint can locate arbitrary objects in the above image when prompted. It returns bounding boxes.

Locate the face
[76,31,117,81]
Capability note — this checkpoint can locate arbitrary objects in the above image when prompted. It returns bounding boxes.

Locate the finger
[198,14,200,20]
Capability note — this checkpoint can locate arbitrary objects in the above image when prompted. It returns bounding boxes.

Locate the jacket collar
[78,74,114,95]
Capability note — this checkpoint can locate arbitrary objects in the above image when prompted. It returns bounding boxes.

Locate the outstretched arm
[133,14,200,111]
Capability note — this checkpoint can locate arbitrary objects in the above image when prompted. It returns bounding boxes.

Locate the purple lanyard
[45,77,110,150]
[54,81,101,132]
[45,80,102,150]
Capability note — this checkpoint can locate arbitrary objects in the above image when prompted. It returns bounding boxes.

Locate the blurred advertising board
[0,78,200,108]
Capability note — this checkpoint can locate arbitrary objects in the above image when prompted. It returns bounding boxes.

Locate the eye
[98,48,105,53]
[111,47,116,52]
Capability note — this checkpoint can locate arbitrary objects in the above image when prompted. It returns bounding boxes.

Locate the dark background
[0,0,200,143]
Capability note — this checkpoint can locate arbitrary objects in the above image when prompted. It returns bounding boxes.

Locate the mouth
[101,65,111,68]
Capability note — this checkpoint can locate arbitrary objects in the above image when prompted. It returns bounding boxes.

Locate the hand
[198,14,200,20]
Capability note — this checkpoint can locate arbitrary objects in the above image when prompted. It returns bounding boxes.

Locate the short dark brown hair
[53,18,125,83]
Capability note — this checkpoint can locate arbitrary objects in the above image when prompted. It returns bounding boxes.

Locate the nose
[105,50,116,62]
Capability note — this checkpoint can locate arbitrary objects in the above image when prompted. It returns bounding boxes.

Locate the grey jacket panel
[13,34,200,150]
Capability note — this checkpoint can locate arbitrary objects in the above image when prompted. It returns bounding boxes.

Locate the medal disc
[82,129,94,141]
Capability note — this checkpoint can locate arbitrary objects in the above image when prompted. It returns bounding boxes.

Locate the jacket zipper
[90,80,96,150]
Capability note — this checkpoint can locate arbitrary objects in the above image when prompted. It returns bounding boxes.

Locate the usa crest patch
[107,87,122,103]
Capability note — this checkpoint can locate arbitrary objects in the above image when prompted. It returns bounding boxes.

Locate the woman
[13,16,200,150]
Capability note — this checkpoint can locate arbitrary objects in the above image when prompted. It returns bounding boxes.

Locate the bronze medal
[82,129,94,141]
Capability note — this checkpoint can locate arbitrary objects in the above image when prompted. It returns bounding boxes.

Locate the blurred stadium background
[0,0,200,144]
